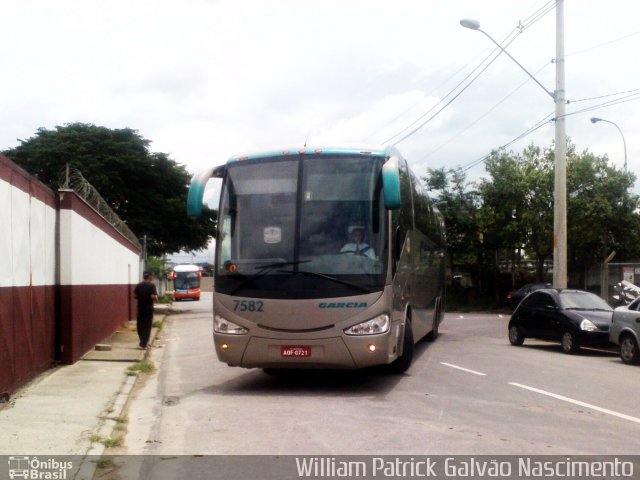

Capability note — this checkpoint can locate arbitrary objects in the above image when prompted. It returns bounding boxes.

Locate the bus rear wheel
[425,298,441,342]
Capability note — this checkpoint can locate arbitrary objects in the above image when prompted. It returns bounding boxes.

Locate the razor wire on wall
[60,165,142,250]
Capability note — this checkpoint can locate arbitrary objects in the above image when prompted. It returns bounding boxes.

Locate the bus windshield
[216,154,388,299]
[173,271,200,290]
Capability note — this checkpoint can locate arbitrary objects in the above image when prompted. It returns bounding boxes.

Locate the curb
[76,306,171,477]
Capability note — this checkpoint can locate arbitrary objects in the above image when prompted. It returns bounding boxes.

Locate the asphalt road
[122,292,640,456]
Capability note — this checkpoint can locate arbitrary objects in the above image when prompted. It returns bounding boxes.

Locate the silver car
[610,296,640,365]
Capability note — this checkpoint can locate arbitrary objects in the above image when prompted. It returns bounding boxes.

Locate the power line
[560,91,640,119]
[569,87,640,104]
[456,90,640,174]
[416,62,552,163]
[383,1,556,147]
[407,1,556,165]
[381,39,513,145]
[458,112,554,173]
[566,30,640,58]
[519,0,556,30]
[381,17,530,145]
[388,50,506,146]
[377,26,525,145]
[416,2,639,178]
[366,56,493,142]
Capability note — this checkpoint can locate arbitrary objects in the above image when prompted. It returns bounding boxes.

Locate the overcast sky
[2,0,639,211]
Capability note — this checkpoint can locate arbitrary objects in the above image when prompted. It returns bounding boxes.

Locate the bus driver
[340,227,376,259]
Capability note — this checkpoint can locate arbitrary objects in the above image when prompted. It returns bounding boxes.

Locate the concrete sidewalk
[0,304,171,456]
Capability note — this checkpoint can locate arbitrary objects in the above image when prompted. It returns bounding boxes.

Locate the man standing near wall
[133,271,158,349]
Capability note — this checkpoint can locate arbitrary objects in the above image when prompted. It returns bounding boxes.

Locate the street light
[460,5,567,289]
[590,117,627,172]
[459,19,555,100]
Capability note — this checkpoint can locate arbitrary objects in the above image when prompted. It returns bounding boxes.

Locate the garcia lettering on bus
[319,302,368,308]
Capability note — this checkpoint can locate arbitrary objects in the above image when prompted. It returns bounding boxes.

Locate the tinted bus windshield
[216,154,387,299]
[173,272,200,290]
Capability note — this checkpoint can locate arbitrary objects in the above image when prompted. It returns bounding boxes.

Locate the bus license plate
[281,346,311,357]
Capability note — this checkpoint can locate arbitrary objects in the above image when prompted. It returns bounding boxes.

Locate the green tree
[476,141,640,287]
[519,144,554,281]
[477,149,530,287]
[424,167,479,266]
[4,123,216,255]
[426,141,640,308]
[144,256,169,278]
[566,149,640,283]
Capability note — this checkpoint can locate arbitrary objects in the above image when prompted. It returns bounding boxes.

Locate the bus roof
[187,144,406,217]
[226,145,401,163]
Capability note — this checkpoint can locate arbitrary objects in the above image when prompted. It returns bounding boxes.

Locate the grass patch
[111,414,128,431]
[157,293,174,304]
[90,433,124,448]
[95,457,116,469]
[126,360,154,376]
[112,414,128,424]
[152,320,163,329]
[101,436,123,448]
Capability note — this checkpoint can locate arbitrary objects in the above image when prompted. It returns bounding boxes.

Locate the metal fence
[60,165,142,250]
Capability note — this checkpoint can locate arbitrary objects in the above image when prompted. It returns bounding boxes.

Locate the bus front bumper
[213,328,400,370]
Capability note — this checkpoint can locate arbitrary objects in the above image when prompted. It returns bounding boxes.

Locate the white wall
[0,181,56,289]
[59,209,140,286]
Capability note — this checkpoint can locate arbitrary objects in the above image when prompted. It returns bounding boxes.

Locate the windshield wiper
[229,260,311,294]
[278,270,372,294]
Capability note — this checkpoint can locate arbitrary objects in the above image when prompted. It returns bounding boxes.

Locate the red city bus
[171,264,202,301]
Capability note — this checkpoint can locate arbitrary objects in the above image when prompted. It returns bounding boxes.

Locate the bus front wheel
[388,321,413,374]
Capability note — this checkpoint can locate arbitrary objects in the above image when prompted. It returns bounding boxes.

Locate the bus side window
[392,226,401,274]
[392,158,413,272]
[219,216,232,265]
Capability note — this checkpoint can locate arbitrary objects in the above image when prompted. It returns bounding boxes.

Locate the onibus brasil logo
[7,457,73,479]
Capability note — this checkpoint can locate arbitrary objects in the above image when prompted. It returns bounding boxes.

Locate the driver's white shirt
[340,242,376,259]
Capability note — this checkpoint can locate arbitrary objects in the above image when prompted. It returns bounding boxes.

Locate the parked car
[609,296,640,365]
[506,282,552,310]
[508,289,613,354]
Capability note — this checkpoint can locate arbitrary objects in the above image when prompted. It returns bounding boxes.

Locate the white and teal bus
[188,146,446,373]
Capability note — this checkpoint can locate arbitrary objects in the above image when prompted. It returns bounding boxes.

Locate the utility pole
[461,2,567,287]
[553,0,567,288]
[143,234,148,262]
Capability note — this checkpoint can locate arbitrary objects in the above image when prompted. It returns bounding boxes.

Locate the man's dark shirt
[134,281,157,315]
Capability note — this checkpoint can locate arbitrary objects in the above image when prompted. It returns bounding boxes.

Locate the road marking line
[440,362,487,376]
[509,382,640,425]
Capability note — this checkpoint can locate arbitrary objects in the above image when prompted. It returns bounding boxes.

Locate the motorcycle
[611,280,640,307]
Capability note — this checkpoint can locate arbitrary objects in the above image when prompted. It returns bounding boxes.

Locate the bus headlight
[214,315,249,335]
[344,314,390,336]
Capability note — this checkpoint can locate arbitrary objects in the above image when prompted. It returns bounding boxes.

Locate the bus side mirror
[382,157,401,210]
[187,167,217,217]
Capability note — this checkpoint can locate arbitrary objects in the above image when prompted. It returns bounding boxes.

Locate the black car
[506,282,552,310]
[508,289,613,354]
